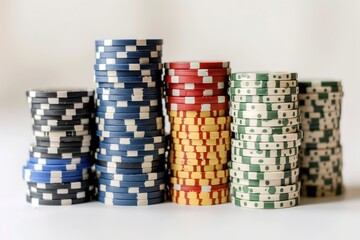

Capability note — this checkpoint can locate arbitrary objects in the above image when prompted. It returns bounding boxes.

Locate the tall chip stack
[93,39,167,206]
[228,72,302,209]
[164,61,231,206]
[298,81,344,197]
[24,90,95,206]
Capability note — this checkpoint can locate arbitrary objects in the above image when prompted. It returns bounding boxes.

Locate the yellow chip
[171,123,229,132]
[170,143,230,153]
[170,116,231,125]
[171,189,229,199]
[169,150,229,159]
[170,163,226,172]
[171,169,229,179]
[171,138,230,146]
[169,156,228,166]
[170,177,229,186]
[168,110,227,118]
[171,130,230,140]
[171,196,229,205]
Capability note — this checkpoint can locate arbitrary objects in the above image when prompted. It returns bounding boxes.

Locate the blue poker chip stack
[24,89,96,206]
[94,39,167,206]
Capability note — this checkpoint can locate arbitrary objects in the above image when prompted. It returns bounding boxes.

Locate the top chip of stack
[228,72,301,209]
[93,39,167,206]
[298,80,344,197]
[24,89,95,206]
[164,61,231,206]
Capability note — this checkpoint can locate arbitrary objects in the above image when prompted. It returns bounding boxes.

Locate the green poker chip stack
[298,80,344,197]
[228,72,302,209]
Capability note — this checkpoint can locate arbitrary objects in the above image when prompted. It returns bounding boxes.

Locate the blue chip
[98,183,165,193]
[95,70,162,77]
[96,81,162,89]
[96,87,162,96]
[23,175,90,184]
[97,147,165,157]
[98,135,166,144]
[96,105,162,114]
[97,195,163,206]
[23,167,90,178]
[28,156,91,165]
[94,63,162,71]
[97,189,164,200]
[96,129,164,138]
[95,165,162,174]
[99,141,166,151]
[95,152,164,163]
[27,180,92,190]
[95,57,162,64]
[96,99,162,107]
[96,45,162,52]
[97,123,163,132]
[95,39,163,46]
[96,159,162,169]
[96,51,162,59]
[26,162,91,171]
[96,117,164,126]
[98,174,165,184]
[94,76,162,83]
[96,111,163,120]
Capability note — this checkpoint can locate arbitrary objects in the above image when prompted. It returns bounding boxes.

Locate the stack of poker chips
[93,39,167,206]
[164,61,231,206]
[298,81,344,197]
[24,89,95,206]
[228,72,302,209]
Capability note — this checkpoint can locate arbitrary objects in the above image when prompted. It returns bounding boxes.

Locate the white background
[1,0,360,239]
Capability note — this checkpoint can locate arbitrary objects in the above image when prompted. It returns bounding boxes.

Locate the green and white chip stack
[298,81,344,197]
[228,72,302,209]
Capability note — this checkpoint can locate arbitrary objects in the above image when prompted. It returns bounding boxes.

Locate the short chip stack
[93,39,167,206]
[164,61,231,206]
[24,89,95,206]
[298,81,344,197]
[228,72,302,209]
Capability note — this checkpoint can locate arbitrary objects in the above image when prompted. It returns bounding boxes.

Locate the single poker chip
[97,123,163,132]
[33,124,90,132]
[98,196,164,206]
[228,87,299,96]
[231,139,302,150]
[229,80,298,88]
[170,143,230,153]
[96,51,162,59]
[300,111,340,119]
[98,183,165,194]
[27,96,93,104]
[96,99,162,107]
[302,129,340,143]
[165,68,230,77]
[97,147,165,157]
[96,129,164,138]
[96,111,163,120]
[230,102,298,111]
[169,150,228,159]
[299,98,342,107]
[95,165,161,175]
[26,195,91,206]
[166,88,226,97]
[27,180,92,190]
[28,184,94,194]
[301,141,341,150]
[233,131,303,142]
[299,105,341,113]
[230,175,299,187]
[96,87,162,95]
[230,168,299,180]
[94,76,162,83]
[171,138,230,146]
[170,177,229,186]
[229,161,298,172]
[96,44,162,52]
[95,152,164,163]
[97,178,165,188]
[96,81,162,89]
[298,92,343,101]
[29,151,90,160]
[95,39,163,46]
[26,162,91,171]
[33,130,90,138]
[298,80,342,92]
[99,142,166,151]
[231,72,297,81]
[98,135,165,145]
[231,182,301,194]
[300,155,342,168]
[231,147,298,158]
[171,196,229,205]
[299,146,342,157]
[94,63,163,71]
[31,114,93,121]
[301,185,344,198]
[31,108,91,116]
[171,130,230,140]
[95,70,162,77]
[23,167,90,178]
[299,85,343,94]
[232,117,301,127]
[231,124,300,135]
[26,89,94,98]
[169,156,228,166]
[98,189,164,200]
[95,57,162,65]
[97,171,165,181]
[231,196,299,209]
[171,123,229,132]
[30,102,92,110]
[168,110,227,118]
[170,116,231,125]
[301,117,340,127]
[97,93,161,102]
[29,145,90,154]
[166,82,226,90]
[171,189,229,200]
[171,183,229,192]
[170,163,226,172]
[36,140,91,148]
[229,108,300,119]
[171,169,228,180]
[97,105,162,113]
[167,102,228,111]
[96,159,162,169]
[230,94,298,103]
[28,156,90,165]
[166,96,228,105]
[96,117,163,126]
[164,61,230,69]
[32,118,91,126]
[231,154,298,165]
[23,174,90,184]
[232,189,300,201]
[164,75,228,84]
[35,135,92,143]
[27,190,92,200]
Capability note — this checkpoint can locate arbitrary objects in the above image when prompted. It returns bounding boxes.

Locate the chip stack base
[165,61,231,206]
[24,89,96,206]
[229,72,302,209]
[94,39,167,206]
[298,81,344,197]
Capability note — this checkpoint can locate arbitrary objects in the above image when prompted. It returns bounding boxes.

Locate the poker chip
[94,39,166,205]
[166,82,226,90]
[298,81,344,197]
[229,72,301,209]
[164,75,228,84]
[166,88,226,97]
[165,68,231,77]
[23,89,95,205]
[166,96,228,104]
[164,61,230,69]
[168,110,227,118]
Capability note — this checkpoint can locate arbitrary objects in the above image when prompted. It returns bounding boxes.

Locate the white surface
[1,0,360,239]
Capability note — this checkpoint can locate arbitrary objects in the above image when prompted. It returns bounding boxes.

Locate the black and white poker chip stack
[23,89,96,206]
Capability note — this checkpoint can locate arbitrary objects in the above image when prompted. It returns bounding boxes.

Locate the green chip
[231,182,301,194]
[230,168,299,180]
[231,72,298,81]
[231,146,299,158]
[229,161,298,172]
[230,94,298,103]
[232,188,300,201]
[231,196,300,209]
[231,123,300,134]
[230,175,299,187]
[231,138,302,150]
[229,80,298,88]
[233,131,303,142]
[231,154,299,165]
[230,101,298,111]
[230,109,300,119]
[228,87,299,96]
[232,117,301,127]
